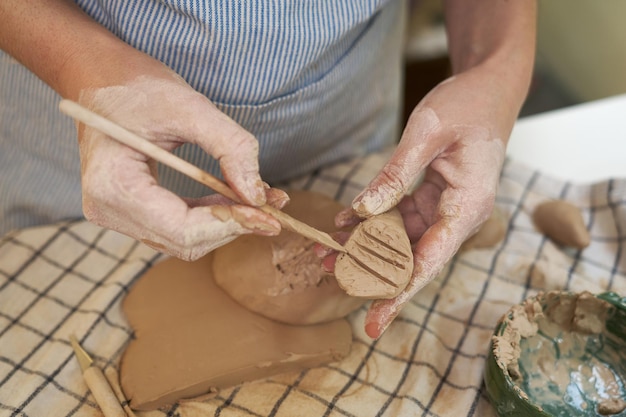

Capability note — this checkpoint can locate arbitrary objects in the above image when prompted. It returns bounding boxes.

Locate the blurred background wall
[403,0,626,120]
[536,0,626,102]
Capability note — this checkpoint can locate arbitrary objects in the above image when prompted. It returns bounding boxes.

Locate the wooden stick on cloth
[59,99,346,253]
[70,335,127,417]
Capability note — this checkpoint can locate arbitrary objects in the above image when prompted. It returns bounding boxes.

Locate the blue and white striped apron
[0,0,406,235]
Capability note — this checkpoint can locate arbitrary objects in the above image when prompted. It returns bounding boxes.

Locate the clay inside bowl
[485,291,626,417]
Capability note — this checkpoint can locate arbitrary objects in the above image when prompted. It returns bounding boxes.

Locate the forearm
[443,0,537,108]
[0,0,169,100]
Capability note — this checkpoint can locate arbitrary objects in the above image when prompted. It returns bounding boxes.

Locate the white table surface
[507,93,626,183]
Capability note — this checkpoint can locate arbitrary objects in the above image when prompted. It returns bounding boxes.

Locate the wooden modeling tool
[70,335,127,417]
[59,99,345,253]
[104,367,138,417]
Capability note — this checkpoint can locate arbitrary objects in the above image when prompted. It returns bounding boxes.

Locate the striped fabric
[0,0,406,235]
[2,155,626,416]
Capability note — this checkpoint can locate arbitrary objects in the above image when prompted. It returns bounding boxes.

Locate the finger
[313,231,351,273]
[207,204,282,236]
[364,222,453,339]
[365,298,403,339]
[142,201,282,260]
[83,161,280,261]
[364,269,434,339]
[365,191,495,339]
[184,186,290,211]
[313,243,334,259]
[313,231,350,257]
[321,252,339,273]
[183,186,288,242]
[265,186,290,210]
[334,207,362,229]
[351,108,442,218]
[181,195,284,237]
[185,99,266,207]
[396,173,445,242]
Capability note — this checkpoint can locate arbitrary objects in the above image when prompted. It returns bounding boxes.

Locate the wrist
[58,32,175,101]
[444,0,537,106]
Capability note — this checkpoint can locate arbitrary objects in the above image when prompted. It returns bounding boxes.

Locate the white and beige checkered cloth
[2,148,625,417]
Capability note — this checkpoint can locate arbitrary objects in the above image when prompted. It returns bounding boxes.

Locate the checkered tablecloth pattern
[1,148,625,417]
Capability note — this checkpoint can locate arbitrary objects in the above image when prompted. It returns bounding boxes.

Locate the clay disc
[212,190,366,325]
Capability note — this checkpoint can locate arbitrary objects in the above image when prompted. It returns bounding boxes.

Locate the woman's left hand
[330,62,527,338]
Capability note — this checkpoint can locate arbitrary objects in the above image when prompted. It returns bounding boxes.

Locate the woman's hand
[344,68,511,338]
[0,0,287,260]
[76,74,287,261]
[332,0,536,338]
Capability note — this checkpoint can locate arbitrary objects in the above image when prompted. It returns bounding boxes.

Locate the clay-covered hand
[335,67,523,338]
[77,75,288,261]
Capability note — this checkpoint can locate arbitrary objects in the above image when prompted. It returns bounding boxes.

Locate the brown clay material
[598,398,626,415]
[334,208,413,299]
[119,254,352,411]
[492,291,616,411]
[213,190,365,325]
[460,207,507,252]
[532,200,591,249]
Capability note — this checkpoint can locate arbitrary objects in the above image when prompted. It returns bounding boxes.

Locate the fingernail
[365,322,382,340]
[209,205,230,222]
[365,320,391,340]
[352,190,383,217]
[313,244,329,258]
[253,222,280,235]
[321,260,333,273]
[268,190,290,209]
[335,209,359,228]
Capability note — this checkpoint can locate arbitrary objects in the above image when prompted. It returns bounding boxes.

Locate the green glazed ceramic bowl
[485,291,626,417]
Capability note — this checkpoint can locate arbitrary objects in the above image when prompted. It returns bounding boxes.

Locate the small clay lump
[533,200,590,249]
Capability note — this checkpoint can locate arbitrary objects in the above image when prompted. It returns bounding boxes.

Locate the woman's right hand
[75,74,288,261]
[2,1,288,260]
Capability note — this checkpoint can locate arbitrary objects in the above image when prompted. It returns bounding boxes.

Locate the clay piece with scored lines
[334,208,413,299]
[213,190,365,325]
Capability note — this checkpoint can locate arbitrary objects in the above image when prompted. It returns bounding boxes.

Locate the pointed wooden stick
[70,335,127,417]
[59,99,346,253]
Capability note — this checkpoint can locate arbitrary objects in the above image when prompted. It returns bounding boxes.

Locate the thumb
[352,107,442,217]
[351,156,416,218]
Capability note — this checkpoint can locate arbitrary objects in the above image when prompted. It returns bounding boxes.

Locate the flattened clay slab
[335,208,413,299]
[119,254,352,411]
[213,190,365,325]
